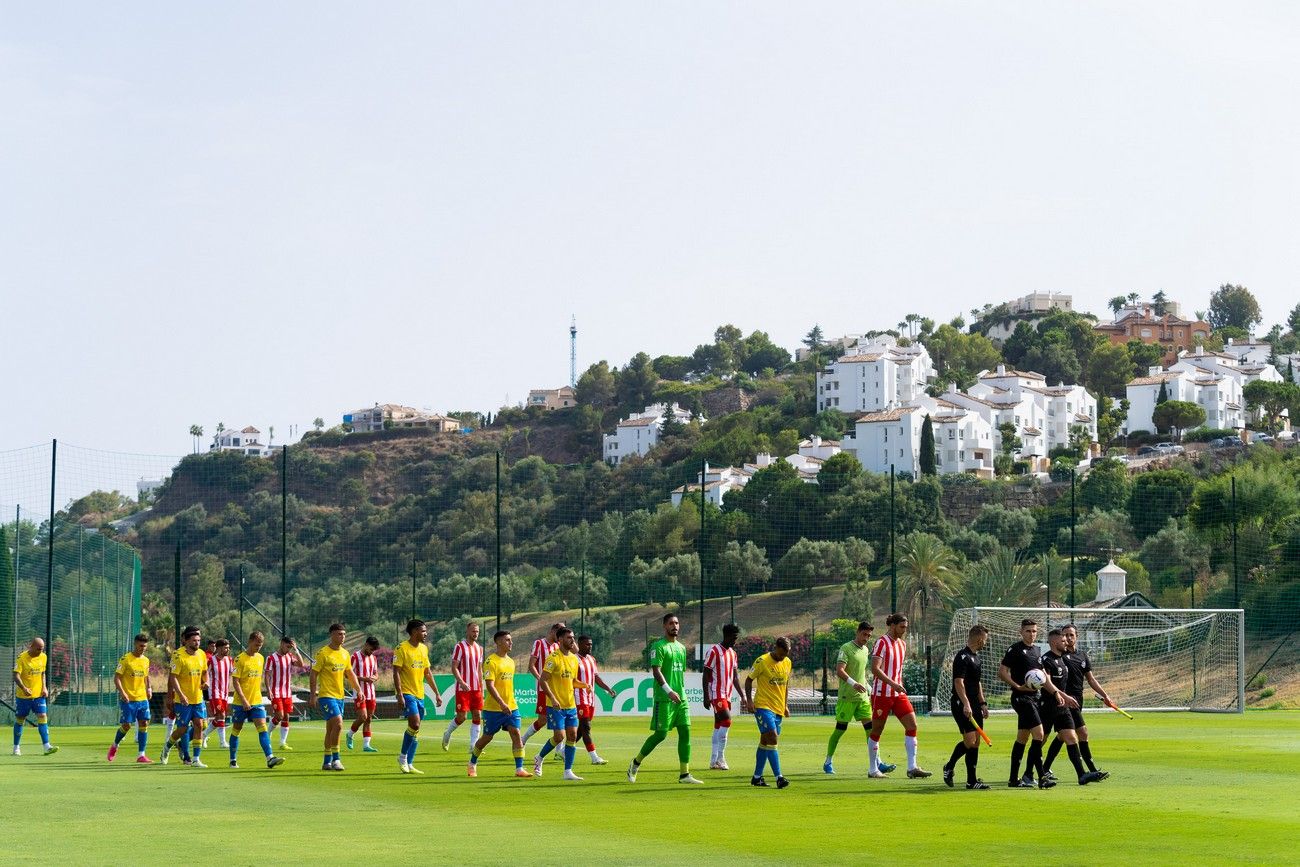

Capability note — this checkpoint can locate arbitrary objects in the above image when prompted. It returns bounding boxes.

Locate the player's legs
[1076,721,1101,773]
[469,705,482,752]
[534,706,566,774]
[398,695,425,772]
[188,712,206,766]
[867,700,890,775]
[561,720,581,778]
[522,692,548,745]
[896,705,929,776]
[443,692,468,750]
[711,702,732,768]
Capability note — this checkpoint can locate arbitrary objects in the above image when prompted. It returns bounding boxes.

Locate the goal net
[933,607,1245,714]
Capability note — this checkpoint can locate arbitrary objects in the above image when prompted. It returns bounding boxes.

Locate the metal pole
[76,530,83,702]
[173,541,181,645]
[580,558,586,635]
[411,553,417,620]
[281,445,288,635]
[1236,610,1246,714]
[1231,475,1239,608]
[699,461,706,670]
[1044,555,1052,608]
[46,439,57,643]
[889,465,897,613]
[13,506,20,678]
[238,564,245,640]
[495,451,502,631]
[1069,468,1077,610]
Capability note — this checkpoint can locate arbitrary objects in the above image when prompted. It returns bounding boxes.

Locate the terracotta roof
[799,438,840,447]
[1193,377,1223,385]
[1128,373,1181,386]
[1023,427,1042,436]
[979,368,1046,381]
[240,426,260,434]
[1075,413,1093,422]
[671,481,727,493]
[934,399,963,409]
[853,406,920,423]
[618,416,661,428]
[1027,386,1074,397]
[1226,402,1242,410]
[835,353,883,363]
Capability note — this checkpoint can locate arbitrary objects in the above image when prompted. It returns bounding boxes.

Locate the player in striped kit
[441,622,484,755]
[203,639,232,749]
[347,637,381,752]
[521,622,563,749]
[265,636,307,751]
[575,634,616,765]
[868,613,931,779]
[703,624,742,770]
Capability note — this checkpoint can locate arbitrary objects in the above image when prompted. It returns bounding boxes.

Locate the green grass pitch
[5,712,1298,864]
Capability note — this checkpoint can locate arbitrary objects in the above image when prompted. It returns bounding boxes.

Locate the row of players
[11,613,1116,788]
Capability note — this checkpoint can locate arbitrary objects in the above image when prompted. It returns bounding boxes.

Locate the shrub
[1182,427,1240,443]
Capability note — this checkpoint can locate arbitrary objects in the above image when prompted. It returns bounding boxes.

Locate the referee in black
[1038,628,1105,785]
[997,618,1077,788]
[1043,623,1111,780]
[943,623,990,790]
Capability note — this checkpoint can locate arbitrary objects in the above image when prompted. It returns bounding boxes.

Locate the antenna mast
[569,315,578,388]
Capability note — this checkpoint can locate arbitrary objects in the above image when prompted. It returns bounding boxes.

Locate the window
[960,450,965,461]
[1141,328,1152,337]
[899,448,903,457]
[948,429,955,440]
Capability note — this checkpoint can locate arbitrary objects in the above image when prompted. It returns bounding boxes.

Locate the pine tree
[1157,380,1169,405]
[919,415,937,476]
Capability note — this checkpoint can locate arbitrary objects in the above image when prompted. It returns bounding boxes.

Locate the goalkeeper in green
[627,613,701,785]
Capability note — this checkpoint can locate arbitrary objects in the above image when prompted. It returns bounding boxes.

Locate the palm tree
[188,424,203,454]
[268,425,275,446]
[894,532,961,658]
[1127,292,1140,305]
[945,548,1043,610]
[1108,296,1127,315]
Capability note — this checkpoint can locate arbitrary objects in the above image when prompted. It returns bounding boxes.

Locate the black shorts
[950,703,978,735]
[1041,701,1074,734]
[1011,694,1042,730]
[1068,705,1086,729]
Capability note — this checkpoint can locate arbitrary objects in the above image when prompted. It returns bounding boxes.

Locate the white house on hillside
[211,426,272,457]
[841,396,996,478]
[1220,337,1274,367]
[816,335,935,413]
[1124,367,1244,435]
[603,403,698,465]
[344,404,459,433]
[980,292,1074,342]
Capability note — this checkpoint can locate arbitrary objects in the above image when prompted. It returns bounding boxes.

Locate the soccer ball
[1024,669,1048,689]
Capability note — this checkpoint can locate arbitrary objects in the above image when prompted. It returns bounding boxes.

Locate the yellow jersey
[392,640,430,700]
[233,651,265,705]
[481,653,516,712]
[542,649,580,710]
[749,652,791,716]
[115,652,151,702]
[170,648,208,705]
[13,651,47,698]
[312,645,350,700]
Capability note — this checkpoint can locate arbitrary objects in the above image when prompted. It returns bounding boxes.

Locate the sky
[3,1,1299,505]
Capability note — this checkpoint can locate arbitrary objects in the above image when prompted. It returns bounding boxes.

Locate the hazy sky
[5,2,1300,482]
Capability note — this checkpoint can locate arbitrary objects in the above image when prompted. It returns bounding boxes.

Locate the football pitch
[5,712,1298,865]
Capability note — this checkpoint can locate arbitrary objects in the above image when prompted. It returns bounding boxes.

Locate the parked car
[1154,442,1185,454]
[1253,433,1274,444]
[1137,446,1159,457]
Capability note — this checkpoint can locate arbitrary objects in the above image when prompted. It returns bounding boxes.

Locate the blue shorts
[15,697,47,719]
[119,700,151,725]
[401,694,425,720]
[755,708,783,735]
[232,704,268,725]
[318,697,344,719]
[546,706,578,731]
[483,709,521,736]
[175,701,207,725]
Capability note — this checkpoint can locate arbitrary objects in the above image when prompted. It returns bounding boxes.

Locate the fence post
[495,451,502,631]
[889,465,897,613]
[411,553,417,620]
[1231,475,1239,608]
[238,563,245,640]
[46,439,57,643]
[173,541,182,645]
[699,460,706,672]
[580,557,586,635]
[280,444,288,635]
[1069,468,1077,610]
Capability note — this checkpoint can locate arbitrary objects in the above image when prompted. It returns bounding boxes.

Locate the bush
[1258,687,1276,699]
[1049,457,1079,482]
[1181,427,1240,443]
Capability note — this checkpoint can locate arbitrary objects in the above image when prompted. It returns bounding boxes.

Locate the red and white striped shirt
[703,644,737,703]
[451,640,483,693]
[530,639,556,677]
[575,653,600,707]
[209,655,232,701]
[870,635,907,698]
[351,651,377,701]
[264,652,298,700]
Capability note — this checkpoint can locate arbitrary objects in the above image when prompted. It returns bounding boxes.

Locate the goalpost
[934,607,1246,714]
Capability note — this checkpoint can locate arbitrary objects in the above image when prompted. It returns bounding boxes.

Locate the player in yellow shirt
[310,622,363,772]
[161,627,210,767]
[229,630,285,770]
[392,619,444,774]
[534,627,588,781]
[12,636,57,756]
[744,636,793,789]
[108,634,153,763]
[468,630,530,778]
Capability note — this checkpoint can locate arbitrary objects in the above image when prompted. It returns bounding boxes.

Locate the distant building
[1120,343,1284,434]
[980,292,1074,342]
[211,426,273,457]
[526,386,576,411]
[815,334,936,413]
[1094,305,1212,366]
[840,398,996,479]
[1220,337,1274,367]
[136,478,164,498]
[668,436,845,505]
[343,404,459,433]
[603,403,699,465]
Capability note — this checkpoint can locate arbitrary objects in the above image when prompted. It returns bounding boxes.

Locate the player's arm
[870,654,904,693]
[998,663,1031,693]
[1085,670,1111,705]
[837,659,868,694]
[539,664,560,706]
[730,669,743,702]
[13,668,29,697]
[1041,675,1079,708]
[975,676,987,718]
[743,673,754,712]
[594,672,616,697]
[953,675,973,717]
[701,665,713,708]
[167,668,182,703]
[308,658,320,704]
[345,665,362,697]
[422,667,442,705]
[114,668,129,703]
[528,651,543,680]
[451,653,470,692]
